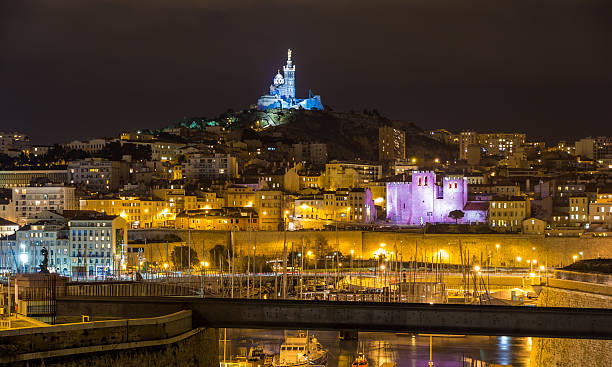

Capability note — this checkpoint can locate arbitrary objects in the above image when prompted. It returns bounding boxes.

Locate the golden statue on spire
[288,49,292,60]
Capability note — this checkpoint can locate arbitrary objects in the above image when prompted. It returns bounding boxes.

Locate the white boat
[272,331,327,367]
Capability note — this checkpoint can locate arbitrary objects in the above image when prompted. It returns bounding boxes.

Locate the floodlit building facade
[386,171,469,225]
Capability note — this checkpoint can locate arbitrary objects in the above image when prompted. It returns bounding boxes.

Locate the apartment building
[12,186,77,225]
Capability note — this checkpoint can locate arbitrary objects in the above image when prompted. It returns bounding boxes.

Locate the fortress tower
[386,171,471,226]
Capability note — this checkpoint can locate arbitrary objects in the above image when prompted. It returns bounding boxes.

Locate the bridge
[56,297,612,339]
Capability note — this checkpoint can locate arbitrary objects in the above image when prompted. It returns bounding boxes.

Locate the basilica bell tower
[282,49,296,100]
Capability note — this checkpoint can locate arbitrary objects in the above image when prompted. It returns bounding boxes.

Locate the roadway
[56,297,612,339]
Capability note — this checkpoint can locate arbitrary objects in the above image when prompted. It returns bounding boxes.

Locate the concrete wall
[130,229,612,268]
[530,282,612,367]
[0,310,192,356]
[2,327,218,367]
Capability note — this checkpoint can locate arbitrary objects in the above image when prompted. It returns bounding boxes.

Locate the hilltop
[168,108,457,162]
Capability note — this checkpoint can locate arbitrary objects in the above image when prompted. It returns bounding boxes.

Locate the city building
[198,191,224,210]
[148,141,186,162]
[427,129,457,145]
[67,211,128,277]
[12,186,77,225]
[257,49,323,111]
[391,160,418,175]
[386,171,470,225]
[282,164,323,193]
[589,188,612,229]
[378,126,406,163]
[575,137,612,161]
[254,190,291,231]
[0,131,29,155]
[466,144,482,166]
[459,131,478,160]
[522,217,546,235]
[488,196,531,232]
[328,188,376,223]
[153,189,198,220]
[293,188,376,229]
[290,143,328,165]
[0,197,15,223]
[0,217,19,237]
[0,170,68,188]
[15,221,69,274]
[182,153,238,180]
[79,197,168,229]
[63,138,108,153]
[479,133,526,158]
[324,161,382,190]
[294,194,326,228]
[26,145,51,158]
[459,131,526,160]
[175,207,258,231]
[225,186,255,208]
[68,158,128,191]
[569,195,589,227]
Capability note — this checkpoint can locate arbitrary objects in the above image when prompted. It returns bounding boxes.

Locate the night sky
[1,0,611,144]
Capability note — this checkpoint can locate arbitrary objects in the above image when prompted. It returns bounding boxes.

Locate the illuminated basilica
[257,49,324,111]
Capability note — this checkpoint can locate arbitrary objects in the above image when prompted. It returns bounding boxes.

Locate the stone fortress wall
[530,276,612,367]
[130,229,612,268]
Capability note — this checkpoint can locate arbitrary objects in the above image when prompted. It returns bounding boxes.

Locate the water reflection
[226,329,532,367]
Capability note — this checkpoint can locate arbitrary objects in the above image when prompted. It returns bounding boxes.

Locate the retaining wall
[130,229,612,268]
[0,310,192,357]
[530,279,612,366]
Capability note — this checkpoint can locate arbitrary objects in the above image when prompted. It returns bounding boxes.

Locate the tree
[449,210,465,224]
[209,244,232,269]
[170,245,199,270]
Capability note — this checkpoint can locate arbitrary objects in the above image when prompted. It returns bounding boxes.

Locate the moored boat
[351,352,369,367]
[272,331,327,367]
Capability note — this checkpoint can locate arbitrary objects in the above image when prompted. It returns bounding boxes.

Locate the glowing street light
[473,265,481,272]
[516,256,522,263]
[573,255,578,262]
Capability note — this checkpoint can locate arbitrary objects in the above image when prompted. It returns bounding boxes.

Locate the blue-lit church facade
[257,49,324,111]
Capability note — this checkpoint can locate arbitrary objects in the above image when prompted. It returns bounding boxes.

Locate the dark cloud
[0,0,610,144]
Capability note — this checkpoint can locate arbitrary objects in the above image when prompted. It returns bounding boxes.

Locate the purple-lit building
[387,171,484,225]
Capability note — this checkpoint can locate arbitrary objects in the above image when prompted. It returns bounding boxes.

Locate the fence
[67,281,196,297]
